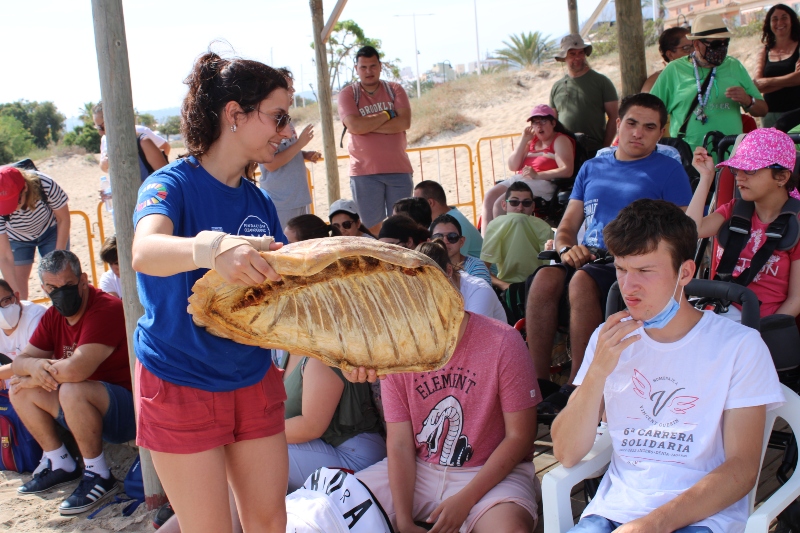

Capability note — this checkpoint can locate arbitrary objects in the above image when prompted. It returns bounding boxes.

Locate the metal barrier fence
[475,133,518,201]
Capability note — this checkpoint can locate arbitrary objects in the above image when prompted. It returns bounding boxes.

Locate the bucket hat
[554,34,593,61]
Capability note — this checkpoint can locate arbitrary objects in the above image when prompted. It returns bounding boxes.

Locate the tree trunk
[310,0,341,207]
[616,0,648,98]
[90,0,167,510]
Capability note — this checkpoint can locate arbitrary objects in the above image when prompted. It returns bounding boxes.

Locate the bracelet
[744,96,755,110]
[384,110,392,120]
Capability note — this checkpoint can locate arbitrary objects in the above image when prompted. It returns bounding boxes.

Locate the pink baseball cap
[717,128,796,172]
[0,167,25,216]
[528,104,556,121]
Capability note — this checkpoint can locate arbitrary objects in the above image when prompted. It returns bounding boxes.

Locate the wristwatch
[558,246,572,257]
[744,96,755,110]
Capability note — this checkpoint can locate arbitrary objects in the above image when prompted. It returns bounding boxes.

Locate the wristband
[193,231,275,270]
[745,96,755,110]
[383,109,397,120]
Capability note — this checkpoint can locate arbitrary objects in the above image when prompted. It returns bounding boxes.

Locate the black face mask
[49,284,82,317]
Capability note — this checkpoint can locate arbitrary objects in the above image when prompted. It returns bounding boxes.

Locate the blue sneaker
[17,459,81,494]
[58,471,119,515]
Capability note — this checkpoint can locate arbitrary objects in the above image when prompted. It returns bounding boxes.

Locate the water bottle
[100,176,113,213]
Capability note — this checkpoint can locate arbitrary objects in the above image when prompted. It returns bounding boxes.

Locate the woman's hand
[297,124,314,149]
[521,166,537,179]
[521,124,535,141]
[692,146,715,180]
[724,86,751,107]
[214,241,283,286]
[343,367,384,383]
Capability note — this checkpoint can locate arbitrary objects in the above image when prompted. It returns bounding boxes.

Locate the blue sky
[3,0,603,119]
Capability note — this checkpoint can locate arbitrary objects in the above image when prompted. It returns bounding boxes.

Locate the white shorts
[502,175,557,201]
[356,457,540,532]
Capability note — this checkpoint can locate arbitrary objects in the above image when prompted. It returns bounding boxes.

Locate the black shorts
[525,261,617,326]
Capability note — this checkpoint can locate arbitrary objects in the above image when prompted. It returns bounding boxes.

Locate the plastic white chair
[542,384,800,533]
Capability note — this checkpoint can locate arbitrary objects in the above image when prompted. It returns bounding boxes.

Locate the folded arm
[373,107,411,134]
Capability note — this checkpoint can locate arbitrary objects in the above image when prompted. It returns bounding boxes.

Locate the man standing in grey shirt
[550,34,619,157]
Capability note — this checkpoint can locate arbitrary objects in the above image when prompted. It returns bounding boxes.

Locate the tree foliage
[0,100,65,148]
[159,115,181,141]
[494,31,556,67]
[0,115,35,164]
[137,113,156,129]
[62,124,101,153]
[311,20,400,91]
[79,102,97,127]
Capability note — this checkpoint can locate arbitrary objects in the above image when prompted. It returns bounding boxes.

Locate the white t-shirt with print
[459,272,506,322]
[574,311,784,533]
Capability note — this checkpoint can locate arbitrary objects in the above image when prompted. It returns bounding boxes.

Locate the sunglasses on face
[700,39,729,49]
[332,220,354,230]
[731,164,786,177]
[257,110,292,132]
[432,232,461,244]
[506,198,535,207]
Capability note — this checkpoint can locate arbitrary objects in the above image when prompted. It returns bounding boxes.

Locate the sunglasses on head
[432,232,461,244]
[332,220,354,230]
[506,198,535,207]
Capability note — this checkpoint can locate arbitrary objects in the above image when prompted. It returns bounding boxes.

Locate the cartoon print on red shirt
[416,395,474,467]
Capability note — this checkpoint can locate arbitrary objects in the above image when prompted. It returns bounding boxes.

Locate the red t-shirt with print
[715,199,800,316]
[29,285,132,390]
[381,312,541,467]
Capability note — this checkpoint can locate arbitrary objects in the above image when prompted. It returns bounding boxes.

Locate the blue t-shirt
[570,150,692,249]
[132,157,287,392]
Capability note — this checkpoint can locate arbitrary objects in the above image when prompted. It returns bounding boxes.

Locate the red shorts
[135,361,286,454]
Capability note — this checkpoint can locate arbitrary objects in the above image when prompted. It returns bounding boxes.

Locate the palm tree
[494,31,556,67]
[78,102,96,127]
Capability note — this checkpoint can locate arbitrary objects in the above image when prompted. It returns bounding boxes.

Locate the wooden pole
[616,0,648,98]
[310,0,341,208]
[321,0,349,44]
[90,0,167,510]
[568,0,580,34]
[580,0,612,38]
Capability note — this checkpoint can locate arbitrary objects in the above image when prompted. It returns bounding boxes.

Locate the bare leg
[225,433,288,533]
[10,386,62,451]
[158,486,241,533]
[59,382,109,459]
[567,271,604,383]
[471,502,535,533]
[151,447,233,533]
[526,267,567,381]
[481,184,508,237]
[491,194,506,219]
[14,263,33,300]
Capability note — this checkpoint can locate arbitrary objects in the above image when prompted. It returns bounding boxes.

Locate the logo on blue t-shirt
[135,183,167,212]
[237,215,272,236]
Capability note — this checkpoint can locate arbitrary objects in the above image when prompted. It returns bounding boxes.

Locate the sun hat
[528,104,557,121]
[329,198,359,220]
[0,167,26,216]
[554,34,593,62]
[688,14,733,40]
[716,128,796,172]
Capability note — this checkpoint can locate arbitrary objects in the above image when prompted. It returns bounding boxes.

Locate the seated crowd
[6,17,800,531]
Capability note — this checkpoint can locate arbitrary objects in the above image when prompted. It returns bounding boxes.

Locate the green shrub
[0,115,35,164]
[62,124,101,153]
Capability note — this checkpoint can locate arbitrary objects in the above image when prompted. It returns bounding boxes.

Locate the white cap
[328,198,359,219]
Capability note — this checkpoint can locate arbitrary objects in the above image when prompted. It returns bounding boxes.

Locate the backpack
[0,390,42,473]
[340,81,397,148]
[286,467,394,533]
[87,454,144,519]
[136,134,169,176]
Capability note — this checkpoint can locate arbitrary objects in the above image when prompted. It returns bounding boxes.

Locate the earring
[231,124,237,133]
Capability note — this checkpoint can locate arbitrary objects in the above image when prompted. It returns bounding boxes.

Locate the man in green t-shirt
[550,34,619,157]
[651,14,767,152]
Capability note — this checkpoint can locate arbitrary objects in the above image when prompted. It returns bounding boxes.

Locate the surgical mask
[702,42,728,66]
[49,284,82,317]
[0,302,20,329]
[642,275,683,329]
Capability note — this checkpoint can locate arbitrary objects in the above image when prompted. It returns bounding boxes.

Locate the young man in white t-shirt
[552,199,784,533]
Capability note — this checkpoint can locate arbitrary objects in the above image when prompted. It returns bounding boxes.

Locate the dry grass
[291,102,322,126]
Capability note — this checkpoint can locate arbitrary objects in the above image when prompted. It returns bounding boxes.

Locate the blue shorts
[569,515,712,532]
[9,224,67,266]
[350,173,414,228]
[56,381,136,444]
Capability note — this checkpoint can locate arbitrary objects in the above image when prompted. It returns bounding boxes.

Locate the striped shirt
[0,173,68,242]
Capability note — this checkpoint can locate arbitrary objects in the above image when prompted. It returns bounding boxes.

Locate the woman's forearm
[55,219,70,250]
[131,234,197,277]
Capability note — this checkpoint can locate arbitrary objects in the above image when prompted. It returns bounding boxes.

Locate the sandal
[537,384,577,424]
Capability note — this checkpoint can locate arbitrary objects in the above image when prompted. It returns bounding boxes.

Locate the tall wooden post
[568,0,580,34]
[90,0,167,510]
[310,0,341,207]
[616,0,648,97]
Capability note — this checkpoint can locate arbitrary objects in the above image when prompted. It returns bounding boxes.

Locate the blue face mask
[642,275,683,330]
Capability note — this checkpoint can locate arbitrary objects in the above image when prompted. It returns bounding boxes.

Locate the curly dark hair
[762,4,800,49]
[181,51,288,158]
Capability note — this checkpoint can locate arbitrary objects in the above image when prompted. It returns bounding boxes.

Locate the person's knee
[9,385,37,408]
[569,271,600,305]
[58,382,98,413]
[528,269,566,305]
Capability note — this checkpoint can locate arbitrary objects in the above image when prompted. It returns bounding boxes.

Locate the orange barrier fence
[475,133,518,201]
[97,202,109,272]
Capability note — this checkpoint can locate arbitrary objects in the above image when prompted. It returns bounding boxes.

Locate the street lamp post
[473,0,481,75]
[395,13,433,98]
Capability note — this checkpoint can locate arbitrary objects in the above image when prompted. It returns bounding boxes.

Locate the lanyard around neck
[691,53,716,110]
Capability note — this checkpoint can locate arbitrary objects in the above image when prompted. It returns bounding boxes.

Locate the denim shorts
[569,515,712,532]
[350,173,414,228]
[9,224,66,266]
[56,381,137,444]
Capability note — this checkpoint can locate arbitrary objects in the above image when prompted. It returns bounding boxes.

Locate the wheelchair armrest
[542,431,612,533]
[557,190,572,206]
[539,250,561,262]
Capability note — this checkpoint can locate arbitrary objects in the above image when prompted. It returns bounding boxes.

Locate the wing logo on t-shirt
[135,183,168,212]
[62,342,77,360]
[632,369,698,418]
[237,215,271,237]
[416,395,474,467]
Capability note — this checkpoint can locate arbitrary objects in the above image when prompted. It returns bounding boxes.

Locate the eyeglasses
[257,110,292,132]
[730,164,786,177]
[529,118,552,126]
[432,232,461,244]
[674,44,694,53]
[506,198,535,207]
[0,295,15,308]
[332,220,354,230]
[700,39,729,49]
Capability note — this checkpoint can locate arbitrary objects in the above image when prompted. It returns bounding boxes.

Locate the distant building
[430,62,456,83]
[456,64,466,75]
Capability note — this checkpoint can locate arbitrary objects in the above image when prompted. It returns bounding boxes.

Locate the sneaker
[17,460,82,495]
[153,502,175,529]
[58,471,119,515]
